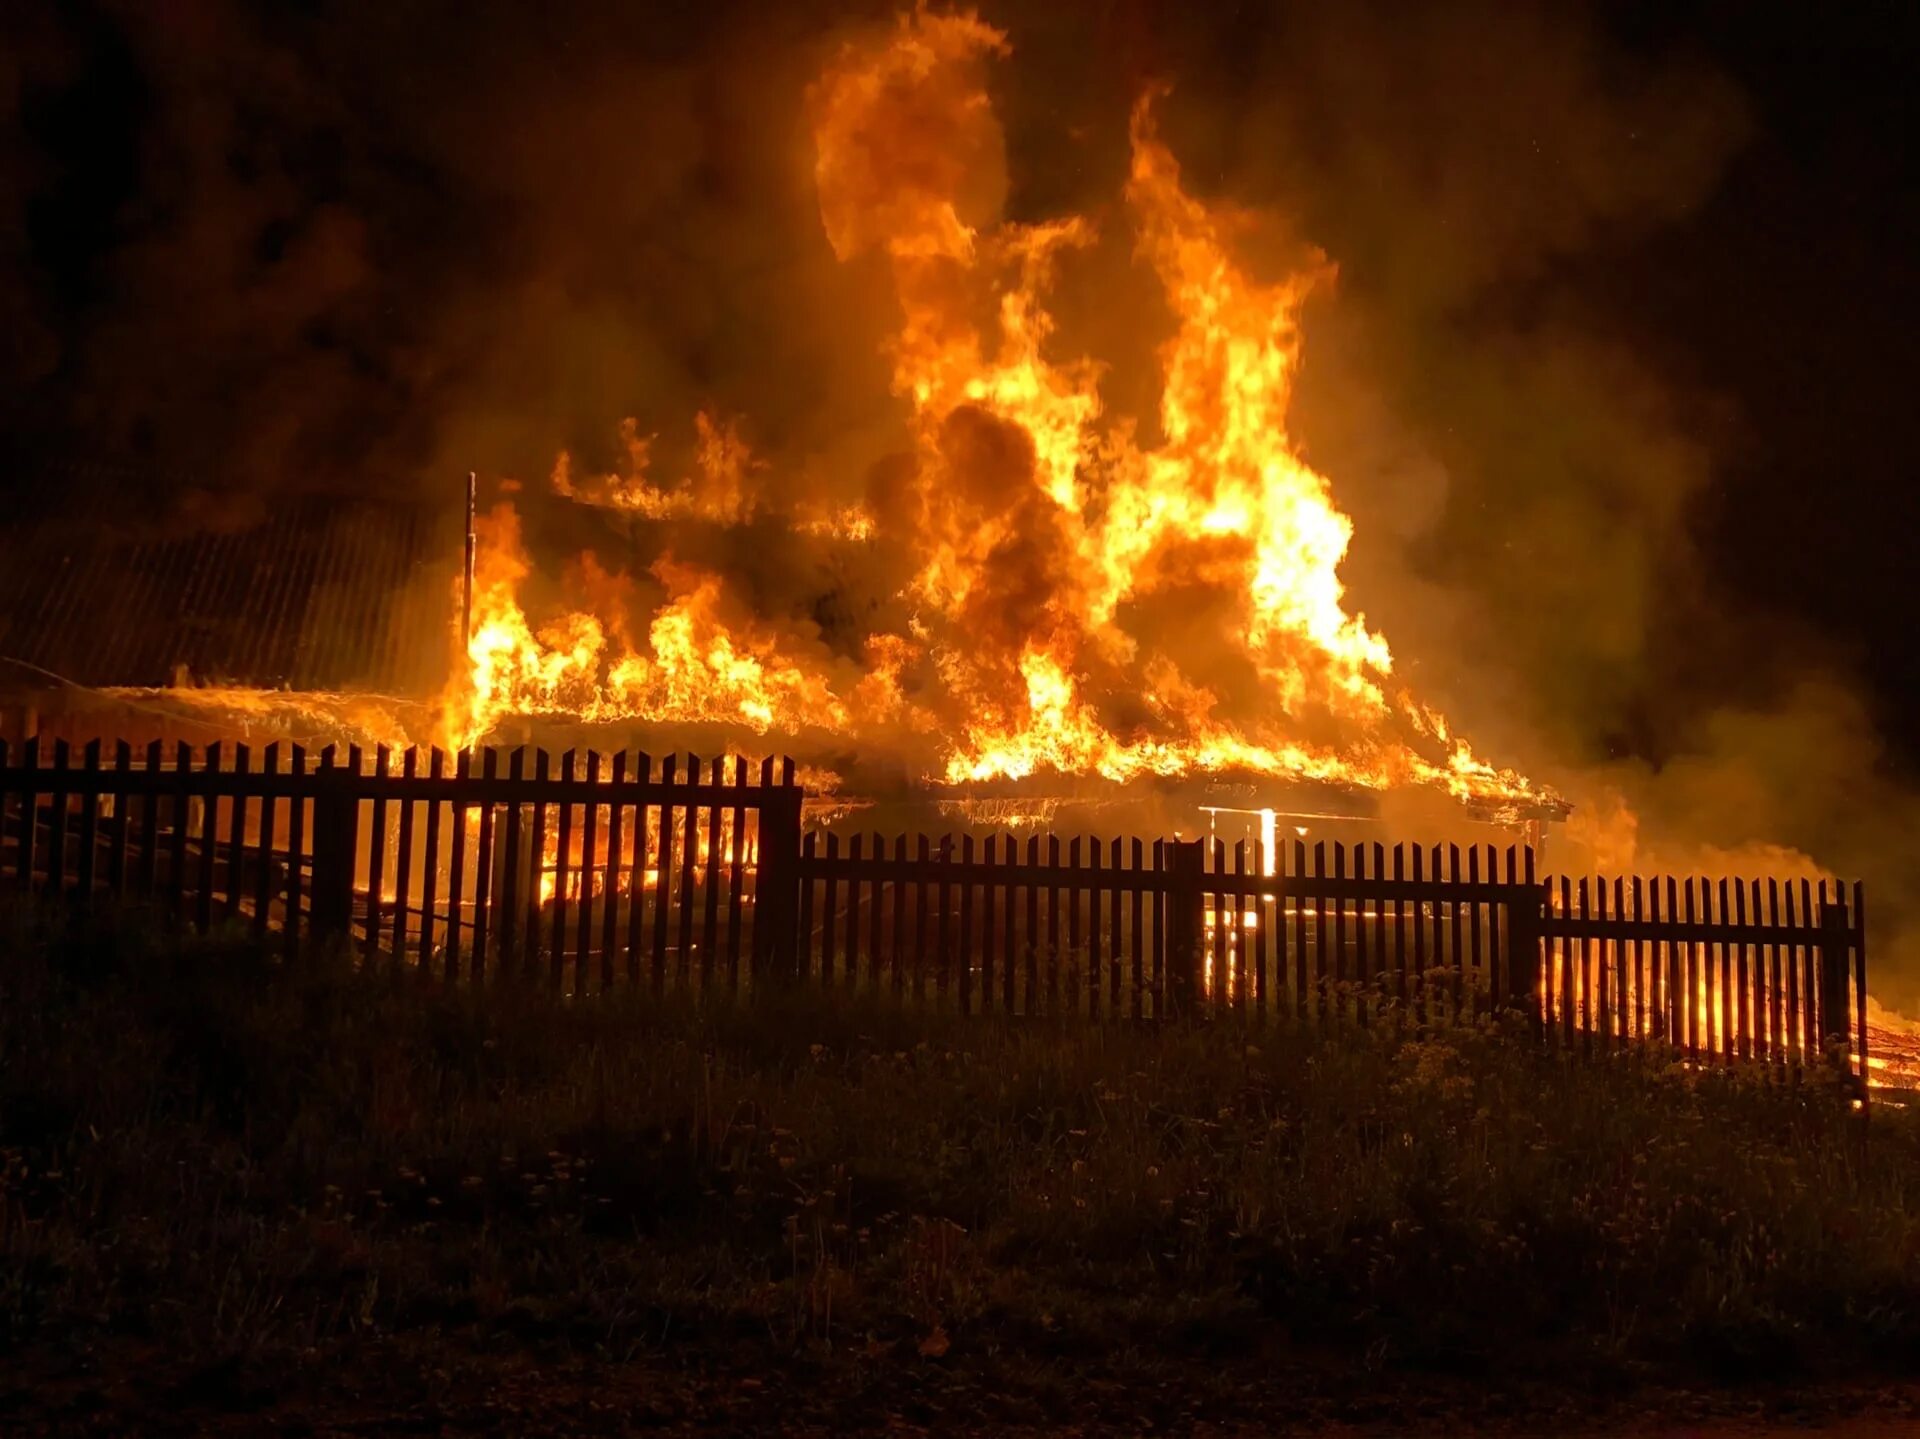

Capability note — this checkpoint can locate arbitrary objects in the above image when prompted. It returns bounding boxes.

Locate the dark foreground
[3,913,1918,1435]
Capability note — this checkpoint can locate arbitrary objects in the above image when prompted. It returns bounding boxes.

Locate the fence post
[309,776,358,948]
[753,781,804,986]
[1166,839,1205,1017]
[1818,898,1854,1088]
[1504,885,1545,1032]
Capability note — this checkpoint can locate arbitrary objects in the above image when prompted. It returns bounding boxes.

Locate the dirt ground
[5,1338,1918,1436]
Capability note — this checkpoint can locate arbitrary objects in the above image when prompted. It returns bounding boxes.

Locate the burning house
[0,12,1568,863]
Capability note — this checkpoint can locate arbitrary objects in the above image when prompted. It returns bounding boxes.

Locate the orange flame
[438,10,1545,814]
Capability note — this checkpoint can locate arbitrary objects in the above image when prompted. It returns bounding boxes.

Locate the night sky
[1,1,1915,804]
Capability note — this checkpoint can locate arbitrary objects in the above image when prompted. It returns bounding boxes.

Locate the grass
[3,907,1919,1432]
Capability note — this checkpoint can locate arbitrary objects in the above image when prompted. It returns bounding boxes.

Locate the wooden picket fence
[0,740,1870,1091]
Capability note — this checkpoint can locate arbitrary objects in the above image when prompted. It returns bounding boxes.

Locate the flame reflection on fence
[0,740,1872,1097]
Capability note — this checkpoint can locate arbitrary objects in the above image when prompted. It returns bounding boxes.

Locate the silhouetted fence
[0,741,1869,1092]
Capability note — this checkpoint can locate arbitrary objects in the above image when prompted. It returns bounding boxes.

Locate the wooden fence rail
[0,740,1869,1092]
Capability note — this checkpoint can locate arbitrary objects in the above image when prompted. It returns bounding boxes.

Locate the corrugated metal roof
[0,481,458,695]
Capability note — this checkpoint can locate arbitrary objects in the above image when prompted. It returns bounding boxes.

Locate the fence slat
[16,738,39,896]
[871,831,891,999]
[599,753,624,994]
[846,832,866,993]
[552,750,575,991]
[472,750,497,981]
[578,751,602,995]
[798,831,818,983]
[48,738,72,902]
[820,832,840,988]
[421,749,444,975]
[74,739,100,912]
[1854,881,1868,1099]
[960,835,976,1015]
[652,755,675,994]
[677,756,700,990]
[393,748,417,963]
[254,744,278,940]
[107,740,133,901]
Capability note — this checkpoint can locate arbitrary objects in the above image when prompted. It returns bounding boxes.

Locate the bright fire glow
[435,10,1544,815]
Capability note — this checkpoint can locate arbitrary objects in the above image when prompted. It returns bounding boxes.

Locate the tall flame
[440,10,1543,812]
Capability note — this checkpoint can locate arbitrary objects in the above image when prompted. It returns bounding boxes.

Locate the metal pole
[461,470,477,651]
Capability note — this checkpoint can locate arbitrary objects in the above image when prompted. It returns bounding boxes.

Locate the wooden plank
[193,743,220,933]
[254,744,279,939]
[1086,838,1103,1018]
[1682,879,1699,1059]
[1068,837,1084,1011]
[420,749,444,975]
[458,752,483,980]
[1731,877,1749,1060]
[895,834,913,1002]
[935,835,953,1006]
[13,738,37,896]
[909,834,929,1002]
[1149,839,1167,1018]
[1783,879,1801,1068]
[652,755,676,994]
[284,746,306,955]
[1643,877,1660,1039]
[524,749,551,978]
[1026,835,1041,1014]
[677,755,700,988]
[363,746,388,960]
[577,751,602,995]
[1800,877,1818,1061]
[1557,876,1574,1048]
[726,757,748,993]
[1109,836,1124,1018]
[392,748,417,962]
[1466,846,1483,1015]
[1039,835,1057,1014]
[820,832,840,987]
[1307,841,1320,1020]
[1443,841,1459,1022]
[137,739,163,902]
[598,753,624,993]
[1013,829,1029,1006]
[960,835,976,1015]
[1582,868,1597,1052]
[497,748,524,971]
[869,831,889,998]
[625,753,653,990]
[844,832,865,992]
[470,751,495,980]
[0,738,10,889]
[1764,878,1781,1066]
[796,831,818,980]
[551,750,575,990]
[978,835,997,1011]
[48,738,72,901]
[167,742,191,927]
[701,757,723,990]
[1129,839,1145,1020]
[1854,880,1869,1099]
[108,740,133,901]
[76,739,101,912]
[221,741,245,924]
[1333,842,1349,1021]
[1400,843,1420,1023]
